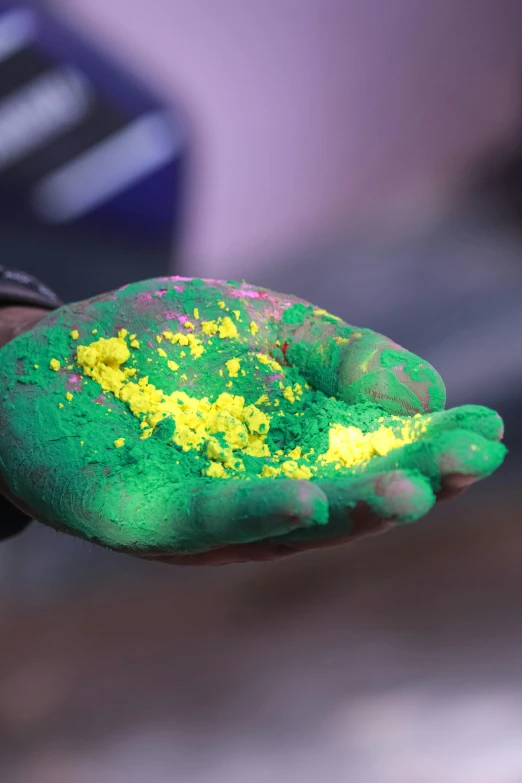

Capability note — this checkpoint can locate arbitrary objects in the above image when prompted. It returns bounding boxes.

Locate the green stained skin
[0,278,506,564]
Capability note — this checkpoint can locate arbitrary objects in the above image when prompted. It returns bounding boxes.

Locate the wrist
[0,306,50,349]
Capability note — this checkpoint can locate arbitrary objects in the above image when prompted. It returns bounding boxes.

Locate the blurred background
[1,1,522,780]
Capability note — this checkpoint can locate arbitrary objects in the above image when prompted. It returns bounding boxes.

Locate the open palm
[0,278,505,564]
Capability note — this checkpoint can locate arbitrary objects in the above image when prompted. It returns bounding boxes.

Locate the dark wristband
[0,267,63,540]
[0,266,63,310]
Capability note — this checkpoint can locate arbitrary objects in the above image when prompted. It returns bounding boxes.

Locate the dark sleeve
[0,266,63,541]
[0,495,32,541]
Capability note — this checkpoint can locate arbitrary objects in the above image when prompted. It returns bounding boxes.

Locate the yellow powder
[318,422,422,469]
[70,330,79,340]
[163,331,204,358]
[281,461,313,480]
[76,336,274,475]
[157,348,167,358]
[256,353,282,372]
[168,360,179,372]
[50,359,60,371]
[203,462,227,478]
[283,385,295,403]
[260,465,280,478]
[249,321,259,335]
[75,333,429,481]
[226,358,241,377]
[201,320,218,336]
[314,308,341,321]
[218,317,239,339]
[66,392,73,402]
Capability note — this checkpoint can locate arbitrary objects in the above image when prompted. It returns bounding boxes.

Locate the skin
[0,279,506,565]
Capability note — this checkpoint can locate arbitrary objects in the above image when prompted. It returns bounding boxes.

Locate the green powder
[0,277,506,554]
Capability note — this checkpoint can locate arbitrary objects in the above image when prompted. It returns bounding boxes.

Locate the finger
[336,331,446,416]
[157,479,329,554]
[358,429,507,493]
[277,469,435,547]
[280,309,446,416]
[148,469,435,564]
[410,405,504,443]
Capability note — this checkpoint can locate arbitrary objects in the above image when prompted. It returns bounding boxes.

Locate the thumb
[337,331,446,416]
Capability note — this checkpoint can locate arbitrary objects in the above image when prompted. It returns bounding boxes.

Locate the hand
[0,278,505,564]
[0,305,50,541]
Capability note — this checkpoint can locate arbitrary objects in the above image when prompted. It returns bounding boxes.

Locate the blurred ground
[1,462,521,783]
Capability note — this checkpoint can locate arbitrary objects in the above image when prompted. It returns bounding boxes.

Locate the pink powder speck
[154,289,168,297]
[136,292,153,304]
[162,311,179,320]
[230,289,260,299]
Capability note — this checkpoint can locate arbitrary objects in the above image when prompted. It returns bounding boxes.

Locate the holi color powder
[0,278,505,553]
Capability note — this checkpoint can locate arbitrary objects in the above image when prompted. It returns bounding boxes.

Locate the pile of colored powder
[39,316,431,482]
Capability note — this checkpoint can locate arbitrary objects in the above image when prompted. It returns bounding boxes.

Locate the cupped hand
[0,278,505,564]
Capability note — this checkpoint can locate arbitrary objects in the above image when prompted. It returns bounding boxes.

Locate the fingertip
[372,470,436,524]
[427,405,505,442]
[436,430,507,480]
[288,480,329,527]
[245,479,328,530]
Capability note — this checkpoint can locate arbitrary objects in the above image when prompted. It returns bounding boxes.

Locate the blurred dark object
[0,493,30,539]
[0,1,188,301]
